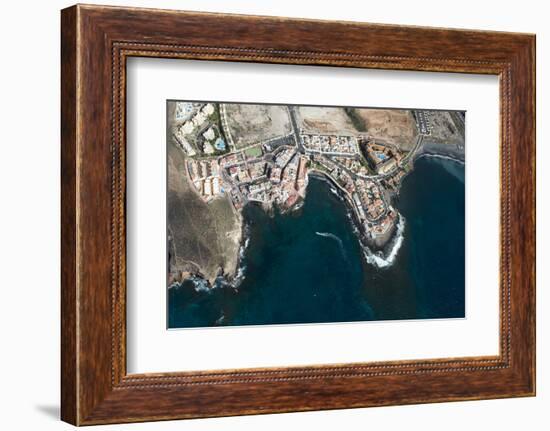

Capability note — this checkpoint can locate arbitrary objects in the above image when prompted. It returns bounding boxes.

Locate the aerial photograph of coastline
[166,100,465,329]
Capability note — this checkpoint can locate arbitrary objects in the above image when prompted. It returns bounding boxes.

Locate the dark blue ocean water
[168,156,465,328]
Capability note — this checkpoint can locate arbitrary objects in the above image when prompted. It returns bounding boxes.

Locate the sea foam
[189,275,211,292]
[362,214,406,269]
[315,231,347,260]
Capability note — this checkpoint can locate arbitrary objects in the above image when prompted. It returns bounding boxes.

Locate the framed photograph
[61,4,536,425]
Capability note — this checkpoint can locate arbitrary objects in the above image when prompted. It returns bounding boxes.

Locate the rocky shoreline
[308,171,403,267]
[169,221,250,291]
[172,141,465,290]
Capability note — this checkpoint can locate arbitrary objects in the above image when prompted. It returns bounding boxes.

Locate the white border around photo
[126,57,500,374]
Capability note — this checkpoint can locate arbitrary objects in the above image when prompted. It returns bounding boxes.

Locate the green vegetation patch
[244,146,263,158]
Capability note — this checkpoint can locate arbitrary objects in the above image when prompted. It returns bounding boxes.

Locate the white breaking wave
[167,281,179,290]
[418,152,465,165]
[316,231,343,247]
[239,236,250,259]
[232,227,251,287]
[179,227,251,293]
[292,201,305,212]
[362,214,406,269]
[233,263,247,286]
[315,231,347,260]
[327,201,404,269]
[189,276,211,292]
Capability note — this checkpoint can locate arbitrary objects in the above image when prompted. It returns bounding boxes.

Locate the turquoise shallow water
[168,156,465,328]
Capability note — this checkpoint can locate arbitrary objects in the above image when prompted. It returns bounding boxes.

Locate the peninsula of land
[167,102,465,287]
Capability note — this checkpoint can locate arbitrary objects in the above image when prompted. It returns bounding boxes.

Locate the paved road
[305,149,358,158]
[400,134,424,166]
[219,104,236,150]
[288,106,305,152]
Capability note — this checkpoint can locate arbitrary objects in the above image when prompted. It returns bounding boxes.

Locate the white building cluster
[180,103,215,135]
[174,102,194,121]
[354,179,386,221]
[301,134,360,156]
[186,159,223,202]
[173,131,197,157]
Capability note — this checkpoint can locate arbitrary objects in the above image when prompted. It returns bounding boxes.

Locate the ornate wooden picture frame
[61,4,535,425]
